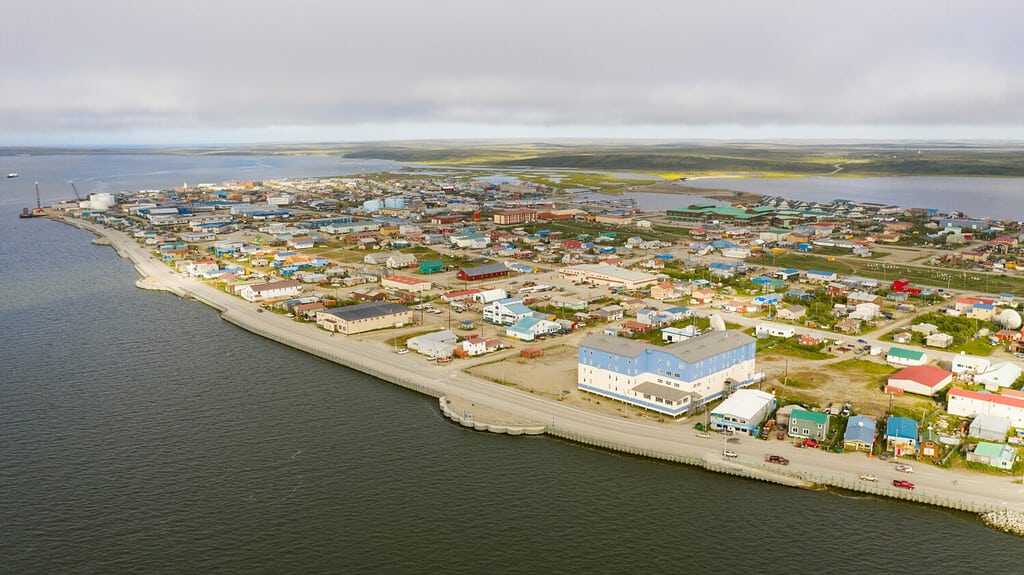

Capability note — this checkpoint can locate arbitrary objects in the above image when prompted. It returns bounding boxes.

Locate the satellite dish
[709,314,726,332]
[997,309,1022,330]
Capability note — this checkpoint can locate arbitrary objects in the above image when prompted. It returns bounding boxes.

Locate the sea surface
[3,156,1024,574]
[674,176,1024,220]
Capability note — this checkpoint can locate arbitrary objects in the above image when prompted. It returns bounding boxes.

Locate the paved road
[78,219,1024,513]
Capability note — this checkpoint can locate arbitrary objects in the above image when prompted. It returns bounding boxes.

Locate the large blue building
[577,331,760,416]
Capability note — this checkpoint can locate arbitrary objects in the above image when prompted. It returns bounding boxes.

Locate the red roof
[889,365,952,390]
[948,387,1024,409]
[444,288,481,298]
[383,275,429,286]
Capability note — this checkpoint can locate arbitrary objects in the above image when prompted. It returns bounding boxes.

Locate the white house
[886,347,929,367]
[386,253,418,269]
[506,317,561,341]
[952,354,992,376]
[805,270,839,283]
[483,298,534,325]
[450,233,491,249]
[238,279,303,302]
[662,325,701,342]
[849,302,880,321]
[709,389,777,436]
[755,323,796,338]
[976,362,1023,391]
[184,260,219,277]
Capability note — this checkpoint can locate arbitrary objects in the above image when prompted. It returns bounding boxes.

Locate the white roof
[563,263,656,282]
[711,389,775,420]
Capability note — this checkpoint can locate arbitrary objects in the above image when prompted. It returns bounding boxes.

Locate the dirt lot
[465,344,689,427]
[757,353,936,417]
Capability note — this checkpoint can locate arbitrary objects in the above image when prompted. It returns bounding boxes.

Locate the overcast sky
[3,0,1022,145]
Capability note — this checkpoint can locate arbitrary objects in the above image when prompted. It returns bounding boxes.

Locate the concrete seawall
[60,216,1024,529]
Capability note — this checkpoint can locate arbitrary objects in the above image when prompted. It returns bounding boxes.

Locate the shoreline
[58,215,1024,526]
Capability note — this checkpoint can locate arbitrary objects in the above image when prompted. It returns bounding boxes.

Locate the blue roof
[665,306,690,314]
[886,416,918,440]
[509,316,541,331]
[973,303,995,310]
[807,270,834,276]
[507,303,533,315]
[844,415,876,445]
[779,269,799,274]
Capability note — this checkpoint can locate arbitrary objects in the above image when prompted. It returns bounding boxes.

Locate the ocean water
[2,157,1024,574]
[674,176,1024,220]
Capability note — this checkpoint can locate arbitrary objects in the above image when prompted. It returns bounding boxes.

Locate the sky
[3,0,1023,146]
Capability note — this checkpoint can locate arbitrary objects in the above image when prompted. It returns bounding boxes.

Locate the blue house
[885,416,919,455]
[843,415,877,452]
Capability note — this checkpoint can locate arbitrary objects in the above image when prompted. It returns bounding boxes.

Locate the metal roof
[633,381,692,403]
[323,301,409,321]
[579,330,753,364]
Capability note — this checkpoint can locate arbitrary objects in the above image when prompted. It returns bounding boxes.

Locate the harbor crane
[70,182,82,201]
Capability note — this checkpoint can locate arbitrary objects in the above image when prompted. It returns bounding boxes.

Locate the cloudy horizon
[4,0,1023,145]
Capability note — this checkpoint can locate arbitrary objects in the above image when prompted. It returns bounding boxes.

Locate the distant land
[2,140,1024,177]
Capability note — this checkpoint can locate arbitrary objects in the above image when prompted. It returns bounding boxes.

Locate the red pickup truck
[893,479,915,490]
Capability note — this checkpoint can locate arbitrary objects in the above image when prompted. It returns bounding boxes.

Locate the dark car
[765,455,790,465]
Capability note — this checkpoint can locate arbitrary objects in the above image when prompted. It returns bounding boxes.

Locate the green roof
[974,442,1012,460]
[888,347,925,360]
[791,408,829,425]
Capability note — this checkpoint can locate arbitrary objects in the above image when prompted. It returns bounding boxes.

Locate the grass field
[768,252,1024,294]
[51,140,1024,177]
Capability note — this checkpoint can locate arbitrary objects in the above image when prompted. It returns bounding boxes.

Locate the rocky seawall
[980,510,1024,537]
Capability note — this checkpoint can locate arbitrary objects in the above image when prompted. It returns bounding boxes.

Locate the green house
[967,442,1016,470]
[788,408,830,441]
[418,259,445,274]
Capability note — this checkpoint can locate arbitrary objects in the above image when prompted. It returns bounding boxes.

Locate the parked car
[859,474,878,482]
[893,479,915,490]
[723,450,738,458]
[695,431,711,439]
[765,455,790,465]
[727,437,740,444]
[802,439,820,448]
[895,464,914,473]
[426,355,437,361]
[396,349,409,355]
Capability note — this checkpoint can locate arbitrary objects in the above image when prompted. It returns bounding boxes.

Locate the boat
[7,173,18,178]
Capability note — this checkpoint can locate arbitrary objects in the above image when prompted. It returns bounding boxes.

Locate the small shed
[521,347,544,359]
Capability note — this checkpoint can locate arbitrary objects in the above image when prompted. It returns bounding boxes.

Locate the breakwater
[980,510,1024,536]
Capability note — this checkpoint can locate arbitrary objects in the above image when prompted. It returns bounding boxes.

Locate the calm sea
[2,156,1024,574]
[675,176,1024,220]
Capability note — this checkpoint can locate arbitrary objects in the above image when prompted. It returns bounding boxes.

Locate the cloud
[1,0,1023,143]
